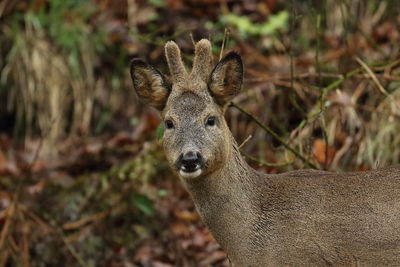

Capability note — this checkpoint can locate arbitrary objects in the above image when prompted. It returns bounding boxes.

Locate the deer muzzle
[175,151,204,178]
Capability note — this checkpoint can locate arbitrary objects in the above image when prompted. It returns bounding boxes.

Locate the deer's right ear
[130,59,171,110]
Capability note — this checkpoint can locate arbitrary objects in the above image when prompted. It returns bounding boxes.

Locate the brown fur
[130,39,400,266]
[130,60,170,110]
[165,41,188,83]
[191,39,213,82]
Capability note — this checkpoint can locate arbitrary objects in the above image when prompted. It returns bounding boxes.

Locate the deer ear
[130,59,171,110]
[208,52,243,107]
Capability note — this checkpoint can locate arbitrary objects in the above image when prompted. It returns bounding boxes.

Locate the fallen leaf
[313,139,336,165]
[199,250,227,266]
[169,221,190,237]
[153,261,174,267]
[133,243,152,264]
[174,210,199,222]
[0,150,19,176]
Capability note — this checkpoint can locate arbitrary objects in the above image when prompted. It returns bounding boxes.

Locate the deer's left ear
[208,52,243,107]
[130,59,171,110]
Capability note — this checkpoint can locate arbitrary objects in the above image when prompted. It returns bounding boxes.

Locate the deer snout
[175,151,204,178]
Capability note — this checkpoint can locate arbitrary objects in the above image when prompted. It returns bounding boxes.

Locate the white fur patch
[179,169,202,178]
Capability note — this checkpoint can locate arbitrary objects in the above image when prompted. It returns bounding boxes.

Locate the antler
[191,39,213,82]
[165,39,213,85]
[165,41,188,83]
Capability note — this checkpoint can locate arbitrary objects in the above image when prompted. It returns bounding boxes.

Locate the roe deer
[130,39,400,266]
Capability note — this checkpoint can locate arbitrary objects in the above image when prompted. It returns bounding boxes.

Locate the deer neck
[182,136,263,258]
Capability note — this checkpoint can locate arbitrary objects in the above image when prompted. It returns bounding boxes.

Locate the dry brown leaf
[313,139,336,165]
[199,250,227,266]
[174,210,199,222]
[169,221,190,237]
[0,150,19,176]
[133,243,152,264]
[152,261,174,267]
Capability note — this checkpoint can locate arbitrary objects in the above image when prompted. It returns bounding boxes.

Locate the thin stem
[219,28,230,61]
[230,102,318,169]
[238,134,252,149]
[42,212,89,267]
[288,1,306,117]
[243,153,293,168]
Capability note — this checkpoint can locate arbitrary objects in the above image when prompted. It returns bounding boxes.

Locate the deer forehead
[163,90,220,120]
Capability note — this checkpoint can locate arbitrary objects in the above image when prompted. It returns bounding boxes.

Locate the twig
[245,72,400,82]
[313,64,371,113]
[0,139,43,250]
[20,206,52,233]
[288,3,306,117]
[355,23,388,58]
[358,64,400,133]
[320,117,329,170]
[340,0,388,58]
[189,32,196,47]
[230,102,318,169]
[320,69,359,102]
[0,203,14,249]
[26,139,43,174]
[314,12,329,170]
[0,247,10,267]
[284,59,399,167]
[219,28,230,61]
[315,13,322,89]
[243,153,293,168]
[330,137,353,170]
[238,135,252,149]
[355,57,389,96]
[42,212,89,267]
[7,235,18,255]
[62,211,110,230]
[0,0,13,19]
[59,227,88,267]
[373,58,400,71]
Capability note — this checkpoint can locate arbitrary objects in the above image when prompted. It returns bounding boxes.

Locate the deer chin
[179,168,203,179]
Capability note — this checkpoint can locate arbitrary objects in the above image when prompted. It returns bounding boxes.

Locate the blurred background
[0,0,399,266]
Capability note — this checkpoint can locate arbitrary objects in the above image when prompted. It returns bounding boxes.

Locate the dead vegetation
[0,0,399,266]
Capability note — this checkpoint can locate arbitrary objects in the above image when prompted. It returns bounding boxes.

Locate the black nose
[177,151,203,173]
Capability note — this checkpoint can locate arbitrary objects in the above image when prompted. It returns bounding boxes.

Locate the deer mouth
[175,151,204,178]
[179,168,202,178]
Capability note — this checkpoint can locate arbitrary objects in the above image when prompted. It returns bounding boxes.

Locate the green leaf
[130,117,139,126]
[259,11,289,35]
[156,122,164,140]
[158,189,168,197]
[132,193,155,216]
[148,0,165,7]
[222,11,288,37]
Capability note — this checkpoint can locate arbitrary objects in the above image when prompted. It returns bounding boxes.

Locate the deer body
[130,39,400,266]
[187,139,400,266]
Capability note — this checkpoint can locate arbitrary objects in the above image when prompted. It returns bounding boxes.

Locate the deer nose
[177,151,203,173]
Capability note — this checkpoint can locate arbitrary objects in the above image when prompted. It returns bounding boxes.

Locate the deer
[130,39,400,266]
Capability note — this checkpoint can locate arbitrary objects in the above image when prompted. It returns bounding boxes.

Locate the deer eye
[206,116,216,127]
[165,120,174,129]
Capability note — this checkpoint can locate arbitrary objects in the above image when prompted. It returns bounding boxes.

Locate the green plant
[222,11,288,38]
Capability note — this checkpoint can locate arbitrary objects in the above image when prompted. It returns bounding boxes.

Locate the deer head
[130,39,243,179]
